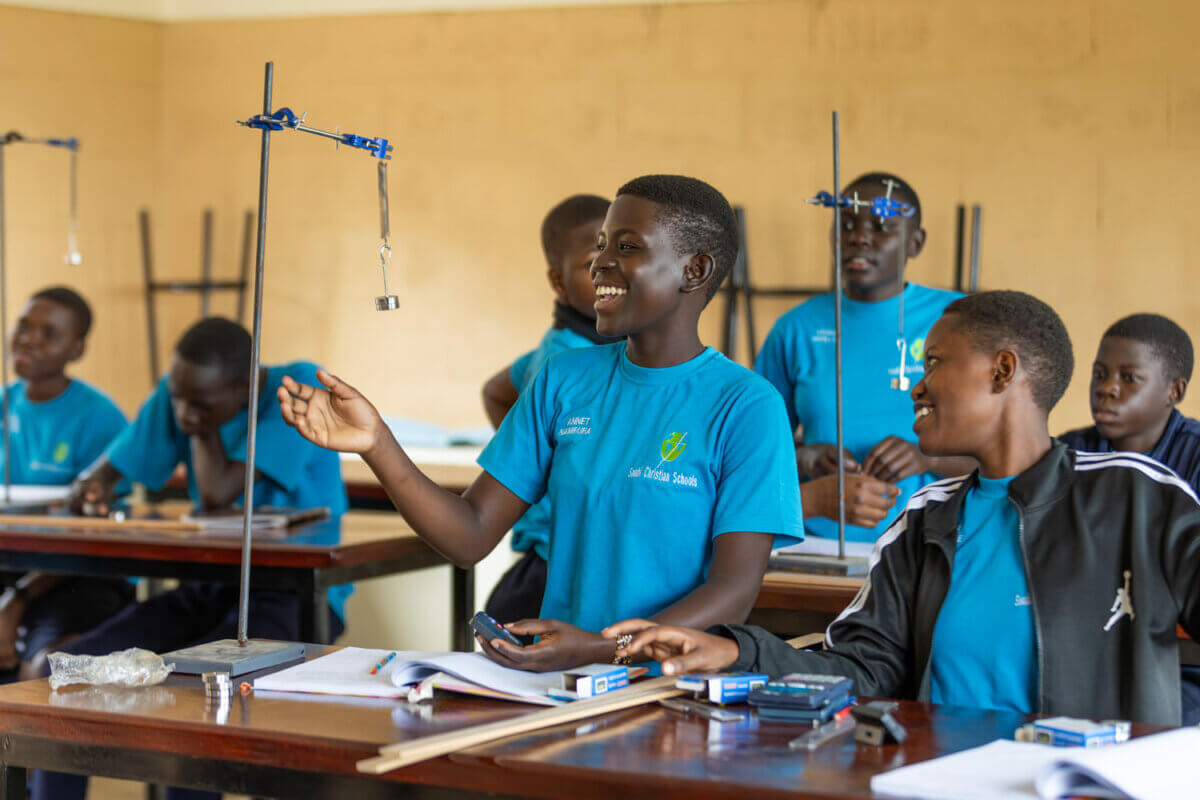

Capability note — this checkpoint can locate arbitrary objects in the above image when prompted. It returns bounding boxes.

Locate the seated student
[279,175,803,672]
[34,317,350,800]
[481,193,618,627]
[1059,312,1200,725]
[609,291,1200,726]
[0,287,129,683]
[756,172,972,541]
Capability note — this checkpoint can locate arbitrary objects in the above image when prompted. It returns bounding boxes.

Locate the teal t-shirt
[929,475,1038,713]
[105,362,353,619]
[0,379,126,485]
[755,283,963,542]
[480,343,803,633]
[507,326,595,560]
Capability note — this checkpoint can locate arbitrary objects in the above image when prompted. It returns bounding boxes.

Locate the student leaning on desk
[608,291,1200,726]
[280,174,803,672]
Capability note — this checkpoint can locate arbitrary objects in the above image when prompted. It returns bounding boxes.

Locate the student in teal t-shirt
[481,194,621,627]
[279,175,803,672]
[755,172,972,542]
[0,287,129,683]
[64,317,350,647]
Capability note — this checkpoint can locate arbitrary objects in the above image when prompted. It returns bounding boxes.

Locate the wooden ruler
[0,514,204,533]
[357,675,686,774]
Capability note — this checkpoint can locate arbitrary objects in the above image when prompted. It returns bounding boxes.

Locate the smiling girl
[609,291,1200,725]
[278,175,802,672]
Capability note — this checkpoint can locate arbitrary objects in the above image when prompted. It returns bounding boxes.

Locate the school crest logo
[910,338,925,363]
[53,442,69,463]
[659,432,688,463]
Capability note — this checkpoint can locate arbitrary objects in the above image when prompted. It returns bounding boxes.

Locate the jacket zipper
[1012,497,1045,713]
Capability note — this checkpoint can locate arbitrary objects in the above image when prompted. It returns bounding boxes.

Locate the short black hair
[844,172,922,228]
[1104,313,1194,382]
[31,286,92,338]
[174,317,252,384]
[540,194,610,270]
[943,290,1074,413]
[616,174,739,303]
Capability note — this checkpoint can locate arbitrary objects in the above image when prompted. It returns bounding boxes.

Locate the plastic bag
[47,647,174,690]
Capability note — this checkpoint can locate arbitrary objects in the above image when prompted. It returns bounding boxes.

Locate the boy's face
[832,180,925,300]
[1089,336,1180,444]
[911,314,1007,458]
[167,355,248,436]
[590,195,694,338]
[549,219,604,318]
[11,298,84,381]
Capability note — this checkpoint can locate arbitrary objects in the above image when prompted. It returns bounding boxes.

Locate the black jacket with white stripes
[721,440,1200,724]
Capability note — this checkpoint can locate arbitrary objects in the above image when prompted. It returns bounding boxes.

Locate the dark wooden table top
[0,648,1169,800]
[0,509,433,570]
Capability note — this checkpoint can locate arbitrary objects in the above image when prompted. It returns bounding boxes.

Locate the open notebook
[252,647,566,706]
[870,728,1200,800]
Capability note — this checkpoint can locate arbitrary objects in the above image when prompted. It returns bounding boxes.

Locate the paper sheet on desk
[870,729,1200,800]
[253,647,565,703]
[772,537,875,559]
[0,484,70,508]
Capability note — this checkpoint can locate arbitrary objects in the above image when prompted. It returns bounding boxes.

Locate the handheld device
[469,611,522,647]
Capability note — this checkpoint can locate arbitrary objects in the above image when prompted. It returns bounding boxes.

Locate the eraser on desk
[1018,717,1119,748]
[675,672,768,704]
[548,665,629,701]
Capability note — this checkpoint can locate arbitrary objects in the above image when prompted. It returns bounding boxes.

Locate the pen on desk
[370,651,397,675]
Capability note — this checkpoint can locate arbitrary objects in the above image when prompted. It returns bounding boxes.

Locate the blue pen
[370,651,397,675]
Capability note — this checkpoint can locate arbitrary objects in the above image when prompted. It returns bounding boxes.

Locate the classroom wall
[3,0,1199,648]
[0,6,161,412]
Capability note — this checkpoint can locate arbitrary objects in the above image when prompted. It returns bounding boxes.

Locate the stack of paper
[870,728,1200,800]
[253,647,565,705]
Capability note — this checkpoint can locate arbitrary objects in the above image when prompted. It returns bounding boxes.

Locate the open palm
[277,369,382,454]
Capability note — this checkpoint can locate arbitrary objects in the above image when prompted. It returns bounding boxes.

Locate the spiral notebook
[252,646,565,705]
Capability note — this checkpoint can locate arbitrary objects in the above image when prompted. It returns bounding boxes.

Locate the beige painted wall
[2,0,1199,647]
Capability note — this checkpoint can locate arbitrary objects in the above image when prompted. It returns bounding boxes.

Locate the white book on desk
[870,728,1199,800]
[253,646,564,705]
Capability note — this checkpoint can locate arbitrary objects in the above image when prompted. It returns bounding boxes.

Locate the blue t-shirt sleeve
[478,359,555,505]
[228,366,318,494]
[509,350,535,391]
[754,324,800,431]
[105,379,184,489]
[711,390,804,545]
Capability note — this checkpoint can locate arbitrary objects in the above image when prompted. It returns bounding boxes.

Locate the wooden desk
[341,446,483,504]
[0,652,1169,800]
[0,511,474,648]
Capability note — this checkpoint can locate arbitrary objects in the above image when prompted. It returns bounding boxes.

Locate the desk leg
[313,574,330,645]
[452,565,474,652]
[1,764,26,800]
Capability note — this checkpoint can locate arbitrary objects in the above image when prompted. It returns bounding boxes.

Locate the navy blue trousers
[32,581,342,800]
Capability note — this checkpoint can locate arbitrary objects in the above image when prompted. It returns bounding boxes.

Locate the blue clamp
[341,134,392,160]
[871,197,916,219]
[45,138,79,151]
[807,191,851,209]
[239,107,392,159]
[240,107,302,131]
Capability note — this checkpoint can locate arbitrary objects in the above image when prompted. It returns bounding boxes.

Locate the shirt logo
[658,432,688,464]
[910,338,925,362]
[1014,594,1031,607]
[53,442,70,463]
[1103,570,1135,632]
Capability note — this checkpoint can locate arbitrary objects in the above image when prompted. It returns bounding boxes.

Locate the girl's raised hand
[277,369,384,454]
